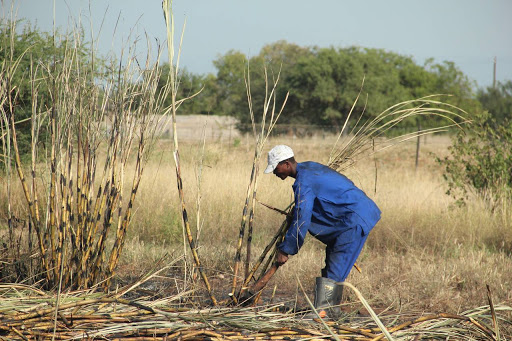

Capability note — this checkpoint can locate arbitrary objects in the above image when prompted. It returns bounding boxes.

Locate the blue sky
[8,0,512,88]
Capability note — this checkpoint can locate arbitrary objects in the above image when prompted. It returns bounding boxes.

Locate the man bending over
[264,145,381,319]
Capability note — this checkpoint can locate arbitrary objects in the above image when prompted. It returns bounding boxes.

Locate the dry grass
[2,133,510,312]
[109,133,512,313]
[1,281,510,340]
[1,129,511,339]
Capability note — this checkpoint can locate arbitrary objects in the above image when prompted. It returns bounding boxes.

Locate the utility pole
[493,56,497,88]
[415,120,421,172]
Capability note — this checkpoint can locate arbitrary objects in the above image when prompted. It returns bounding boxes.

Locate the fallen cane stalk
[339,281,395,341]
[1,282,509,341]
[370,313,496,341]
[486,284,500,341]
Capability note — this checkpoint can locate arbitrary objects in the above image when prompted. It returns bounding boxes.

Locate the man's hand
[276,249,289,265]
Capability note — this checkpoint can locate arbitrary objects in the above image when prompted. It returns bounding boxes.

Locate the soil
[112,271,387,319]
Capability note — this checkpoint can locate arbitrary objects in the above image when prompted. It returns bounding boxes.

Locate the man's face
[273,161,291,180]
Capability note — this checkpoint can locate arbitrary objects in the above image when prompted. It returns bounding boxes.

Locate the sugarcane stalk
[257,200,291,216]
[245,208,254,281]
[232,67,268,301]
[163,0,217,305]
[8,92,50,283]
[106,137,144,286]
[88,175,114,249]
[55,161,66,286]
[80,183,108,267]
[230,152,258,299]
[244,163,260,280]
[105,151,126,286]
[92,186,119,286]
[235,67,289,302]
[63,141,75,287]
[77,140,87,252]
[56,125,73,285]
[80,142,95,255]
[239,69,267,289]
[174,149,217,305]
[258,243,280,283]
[48,104,58,282]
[72,112,83,269]
[239,212,291,297]
[0,75,14,283]
[91,124,121,285]
[192,122,207,281]
[29,60,41,238]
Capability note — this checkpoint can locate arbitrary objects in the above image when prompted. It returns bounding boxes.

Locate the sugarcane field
[1,1,512,340]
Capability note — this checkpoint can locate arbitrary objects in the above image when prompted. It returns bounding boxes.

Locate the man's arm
[276,249,289,265]
[278,184,314,255]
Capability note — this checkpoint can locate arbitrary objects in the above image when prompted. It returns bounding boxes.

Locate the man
[264,145,381,319]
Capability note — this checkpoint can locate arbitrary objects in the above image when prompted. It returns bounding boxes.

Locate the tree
[157,66,218,115]
[211,42,311,127]
[0,20,94,158]
[438,110,512,209]
[284,47,347,125]
[213,50,249,118]
[284,47,410,127]
[258,40,312,71]
[477,81,512,124]
[1,22,51,157]
[207,41,482,131]
[424,60,480,115]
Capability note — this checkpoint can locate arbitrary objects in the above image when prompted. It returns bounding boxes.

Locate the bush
[438,111,512,209]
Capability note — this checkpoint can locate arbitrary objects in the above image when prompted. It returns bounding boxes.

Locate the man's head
[264,145,297,180]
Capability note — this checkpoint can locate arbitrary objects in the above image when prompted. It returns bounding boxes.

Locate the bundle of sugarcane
[0,283,510,340]
[0,13,178,291]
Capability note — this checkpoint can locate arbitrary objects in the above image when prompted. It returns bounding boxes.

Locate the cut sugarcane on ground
[2,134,512,338]
[0,281,511,340]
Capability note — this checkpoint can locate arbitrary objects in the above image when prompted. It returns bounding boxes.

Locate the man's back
[294,161,381,234]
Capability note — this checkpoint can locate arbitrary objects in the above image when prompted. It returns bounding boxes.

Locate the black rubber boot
[305,277,343,320]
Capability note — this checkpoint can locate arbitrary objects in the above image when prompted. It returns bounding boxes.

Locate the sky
[7,0,512,88]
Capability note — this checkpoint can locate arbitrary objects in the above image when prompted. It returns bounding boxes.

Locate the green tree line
[5,24,512,141]
[162,40,510,130]
[1,20,98,160]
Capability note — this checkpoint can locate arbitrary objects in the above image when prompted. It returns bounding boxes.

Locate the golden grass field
[115,132,512,313]
[1,131,511,340]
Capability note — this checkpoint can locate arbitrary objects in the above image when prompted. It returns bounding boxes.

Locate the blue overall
[278,162,381,282]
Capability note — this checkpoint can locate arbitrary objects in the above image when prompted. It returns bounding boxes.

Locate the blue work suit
[278,162,381,282]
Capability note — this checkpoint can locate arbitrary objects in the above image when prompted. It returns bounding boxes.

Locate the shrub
[438,111,512,209]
